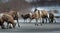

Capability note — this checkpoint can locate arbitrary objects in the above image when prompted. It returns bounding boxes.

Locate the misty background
[0,0,60,18]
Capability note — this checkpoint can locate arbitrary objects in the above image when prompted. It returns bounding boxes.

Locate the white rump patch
[0,13,4,19]
[47,13,49,18]
[29,13,32,16]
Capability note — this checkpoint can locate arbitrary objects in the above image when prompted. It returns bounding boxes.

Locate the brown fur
[0,13,16,29]
[49,12,56,23]
[3,14,16,28]
[3,10,20,28]
[33,10,48,22]
[34,9,55,23]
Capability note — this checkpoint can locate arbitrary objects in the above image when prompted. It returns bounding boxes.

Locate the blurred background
[0,0,60,18]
